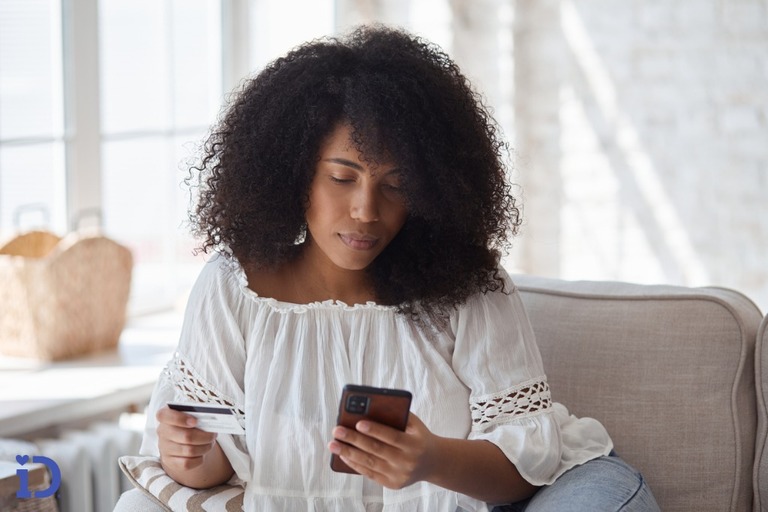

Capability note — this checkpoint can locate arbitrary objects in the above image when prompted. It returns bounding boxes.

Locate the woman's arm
[328,412,539,504]
[157,406,235,489]
[429,436,539,504]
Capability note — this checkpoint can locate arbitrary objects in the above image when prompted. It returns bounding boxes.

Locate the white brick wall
[510,0,768,312]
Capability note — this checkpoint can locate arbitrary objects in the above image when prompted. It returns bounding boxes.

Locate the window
[98,0,223,312]
[0,0,66,234]
[0,0,224,314]
[0,0,337,314]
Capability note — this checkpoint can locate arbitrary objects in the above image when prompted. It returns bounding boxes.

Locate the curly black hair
[189,25,522,318]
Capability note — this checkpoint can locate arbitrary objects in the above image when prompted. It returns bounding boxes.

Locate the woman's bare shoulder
[241,260,297,302]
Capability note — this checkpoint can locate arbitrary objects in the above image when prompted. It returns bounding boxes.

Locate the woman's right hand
[156,405,218,472]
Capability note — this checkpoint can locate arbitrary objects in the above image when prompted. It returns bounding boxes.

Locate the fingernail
[334,427,346,439]
[357,421,370,433]
[186,417,196,427]
[329,442,341,454]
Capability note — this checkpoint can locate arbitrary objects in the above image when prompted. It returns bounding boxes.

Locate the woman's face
[304,123,408,272]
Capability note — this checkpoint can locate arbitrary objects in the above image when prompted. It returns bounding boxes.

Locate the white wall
[509,0,768,312]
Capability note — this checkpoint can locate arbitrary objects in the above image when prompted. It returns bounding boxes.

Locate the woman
[117,25,659,511]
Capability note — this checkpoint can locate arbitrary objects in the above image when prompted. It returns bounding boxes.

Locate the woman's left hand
[328,411,439,489]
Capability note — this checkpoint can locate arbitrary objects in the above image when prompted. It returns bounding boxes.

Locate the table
[0,312,180,438]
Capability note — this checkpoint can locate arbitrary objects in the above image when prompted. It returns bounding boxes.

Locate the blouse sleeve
[450,268,612,486]
[139,255,251,485]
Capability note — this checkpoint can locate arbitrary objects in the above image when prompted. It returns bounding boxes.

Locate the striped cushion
[118,456,244,512]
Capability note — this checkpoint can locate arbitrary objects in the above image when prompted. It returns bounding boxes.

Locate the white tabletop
[0,312,180,438]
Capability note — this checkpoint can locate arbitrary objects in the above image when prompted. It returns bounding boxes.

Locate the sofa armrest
[513,274,762,512]
[755,314,768,512]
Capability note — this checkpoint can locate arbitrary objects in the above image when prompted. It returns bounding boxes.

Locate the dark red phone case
[330,384,412,474]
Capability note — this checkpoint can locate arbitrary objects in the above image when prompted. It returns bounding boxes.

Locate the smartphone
[330,384,412,474]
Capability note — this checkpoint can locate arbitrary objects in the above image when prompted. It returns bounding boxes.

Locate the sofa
[513,274,768,512]
[117,274,768,512]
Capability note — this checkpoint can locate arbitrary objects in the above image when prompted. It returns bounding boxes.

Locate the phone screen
[330,384,412,474]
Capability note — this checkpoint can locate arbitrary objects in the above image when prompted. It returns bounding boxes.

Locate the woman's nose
[351,187,380,223]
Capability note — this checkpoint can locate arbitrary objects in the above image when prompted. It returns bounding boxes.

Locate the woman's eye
[329,176,353,184]
[382,183,403,195]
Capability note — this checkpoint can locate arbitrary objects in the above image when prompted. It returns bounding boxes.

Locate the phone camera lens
[346,395,369,414]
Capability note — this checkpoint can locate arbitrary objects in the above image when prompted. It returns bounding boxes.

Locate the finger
[328,439,389,476]
[404,411,426,433]
[351,420,409,450]
[158,423,217,446]
[333,425,400,459]
[358,412,429,446]
[328,438,420,490]
[161,454,205,471]
[159,437,215,458]
[339,453,387,482]
[157,406,198,428]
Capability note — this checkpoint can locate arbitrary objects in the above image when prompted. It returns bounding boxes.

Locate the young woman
[117,26,659,511]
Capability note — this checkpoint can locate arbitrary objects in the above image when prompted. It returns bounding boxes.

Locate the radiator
[31,414,145,512]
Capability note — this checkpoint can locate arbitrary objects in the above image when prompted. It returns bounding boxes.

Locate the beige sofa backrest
[514,274,763,512]
[756,314,768,512]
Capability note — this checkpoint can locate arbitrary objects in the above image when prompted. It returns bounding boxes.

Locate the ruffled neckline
[228,258,397,313]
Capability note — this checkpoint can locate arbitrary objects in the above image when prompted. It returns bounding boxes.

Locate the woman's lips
[339,233,379,250]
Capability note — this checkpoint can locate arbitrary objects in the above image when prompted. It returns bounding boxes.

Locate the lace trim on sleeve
[470,376,552,430]
[164,353,246,429]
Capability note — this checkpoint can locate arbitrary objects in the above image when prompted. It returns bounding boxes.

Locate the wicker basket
[0,230,132,361]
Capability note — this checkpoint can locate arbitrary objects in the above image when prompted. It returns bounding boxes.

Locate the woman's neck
[244,246,377,305]
[290,243,376,304]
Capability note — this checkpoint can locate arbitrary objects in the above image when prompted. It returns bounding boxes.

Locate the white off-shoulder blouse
[140,255,612,512]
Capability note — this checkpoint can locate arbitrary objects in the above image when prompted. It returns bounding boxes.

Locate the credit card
[167,402,245,435]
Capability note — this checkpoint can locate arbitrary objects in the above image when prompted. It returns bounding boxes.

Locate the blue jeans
[492,452,660,512]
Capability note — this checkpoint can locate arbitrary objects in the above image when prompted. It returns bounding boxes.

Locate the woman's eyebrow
[323,158,400,175]
[323,158,364,171]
